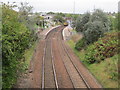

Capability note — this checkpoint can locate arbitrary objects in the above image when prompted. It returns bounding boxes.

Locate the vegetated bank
[2,3,38,88]
[67,9,119,88]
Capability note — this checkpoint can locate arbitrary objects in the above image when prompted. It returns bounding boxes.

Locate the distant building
[39,12,55,28]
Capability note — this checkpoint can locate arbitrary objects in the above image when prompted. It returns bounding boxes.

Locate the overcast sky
[2,0,119,14]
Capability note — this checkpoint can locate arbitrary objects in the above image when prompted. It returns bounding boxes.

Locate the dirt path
[15,26,102,89]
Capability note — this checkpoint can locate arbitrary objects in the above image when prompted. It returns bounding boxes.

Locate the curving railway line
[18,26,102,89]
[51,26,90,89]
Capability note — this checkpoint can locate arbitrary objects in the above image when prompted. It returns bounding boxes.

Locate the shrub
[84,44,97,64]
[75,38,85,51]
[2,4,36,88]
[84,31,119,64]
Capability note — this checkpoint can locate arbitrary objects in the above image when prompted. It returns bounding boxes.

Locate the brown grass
[71,33,83,43]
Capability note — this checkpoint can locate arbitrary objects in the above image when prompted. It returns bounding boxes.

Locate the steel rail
[56,30,76,89]
[59,29,91,89]
[51,39,59,89]
[42,41,46,90]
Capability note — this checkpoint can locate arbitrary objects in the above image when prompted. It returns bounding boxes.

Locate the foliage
[53,15,65,24]
[75,13,90,32]
[108,15,116,30]
[75,38,85,50]
[35,15,45,27]
[118,12,120,30]
[87,54,118,88]
[18,2,37,31]
[75,9,111,45]
[18,2,38,38]
[108,13,119,31]
[2,4,36,88]
[91,9,111,32]
[47,12,55,15]
[84,21,105,44]
[84,31,119,64]
[56,12,65,17]
[67,39,118,88]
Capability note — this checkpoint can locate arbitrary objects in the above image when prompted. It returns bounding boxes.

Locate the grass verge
[24,40,38,69]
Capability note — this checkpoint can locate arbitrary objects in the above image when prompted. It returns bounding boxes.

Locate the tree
[75,13,90,32]
[83,9,111,44]
[53,15,65,24]
[84,21,104,44]
[90,9,111,32]
[75,9,111,46]
[18,2,34,30]
[75,16,81,31]
[35,16,44,27]
[2,3,37,88]
[56,12,65,17]
[118,13,120,30]
[47,12,55,15]
[18,2,33,15]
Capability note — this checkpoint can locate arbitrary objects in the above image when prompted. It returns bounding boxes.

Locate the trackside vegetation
[67,9,119,88]
[2,3,37,88]
[85,31,119,64]
[67,31,119,88]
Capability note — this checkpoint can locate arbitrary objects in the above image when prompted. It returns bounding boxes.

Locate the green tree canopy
[53,15,65,24]
[75,9,111,44]
[75,13,90,32]
[2,3,37,88]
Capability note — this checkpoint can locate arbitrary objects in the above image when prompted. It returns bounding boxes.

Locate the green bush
[2,4,36,88]
[84,31,119,64]
[84,44,97,63]
[75,38,85,51]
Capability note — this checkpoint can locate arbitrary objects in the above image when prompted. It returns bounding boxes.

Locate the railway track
[51,41,59,89]
[36,26,101,89]
[42,27,61,89]
[53,28,89,89]
[59,35,90,89]
[61,41,91,89]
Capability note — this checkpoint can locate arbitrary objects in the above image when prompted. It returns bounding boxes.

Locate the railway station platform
[62,26,73,40]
